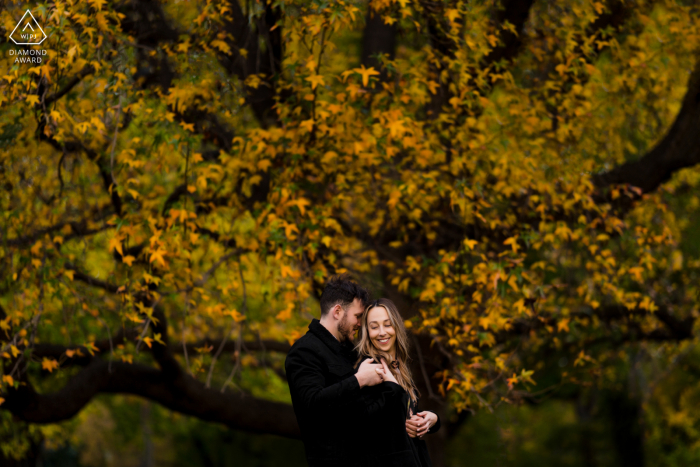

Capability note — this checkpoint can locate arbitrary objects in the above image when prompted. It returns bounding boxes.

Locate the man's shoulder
[287,331,323,356]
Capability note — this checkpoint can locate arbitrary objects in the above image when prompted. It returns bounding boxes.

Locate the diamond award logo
[9,10,47,45]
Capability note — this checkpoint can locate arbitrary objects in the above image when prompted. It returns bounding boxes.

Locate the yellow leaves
[3,375,14,386]
[299,119,315,133]
[318,235,331,248]
[91,116,106,133]
[276,303,294,321]
[352,64,380,87]
[153,333,165,346]
[283,222,299,239]
[290,198,311,216]
[84,342,100,356]
[478,315,492,330]
[406,256,421,273]
[244,74,261,89]
[10,345,20,358]
[211,39,231,54]
[503,236,520,253]
[506,369,535,390]
[574,351,594,367]
[639,297,658,313]
[419,288,435,302]
[445,9,460,23]
[280,265,294,278]
[671,250,683,271]
[42,358,59,373]
[464,238,478,250]
[30,240,43,256]
[628,266,644,282]
[386,118,406,138]
[122,255,136,266]
[387,189,401,209]
[195,344,213,354]
[108,234,124,256]
[229,309,246,322]
[26,95,40,106]
[88,0,107,10]
[149,248,167,267]
[180,121,195,132]
[305,74,325,90]
[486,34,498,48]
[557,318,570,333]
[519,369,535,386]
[143,273,161,286]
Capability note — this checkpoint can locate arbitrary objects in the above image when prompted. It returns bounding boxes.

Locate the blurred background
[2,0,700,466]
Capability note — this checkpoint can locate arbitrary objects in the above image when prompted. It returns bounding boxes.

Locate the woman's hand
[406,411,438,438]
[377,358,398,384]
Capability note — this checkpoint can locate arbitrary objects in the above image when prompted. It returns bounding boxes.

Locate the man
[285,276,390,467]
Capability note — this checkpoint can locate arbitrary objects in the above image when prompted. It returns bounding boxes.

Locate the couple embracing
[285,276,440,467]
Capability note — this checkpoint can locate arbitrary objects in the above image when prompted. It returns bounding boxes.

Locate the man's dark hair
[319,275,371,316]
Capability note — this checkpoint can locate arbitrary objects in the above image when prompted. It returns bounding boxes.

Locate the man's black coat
[285,319,404,467]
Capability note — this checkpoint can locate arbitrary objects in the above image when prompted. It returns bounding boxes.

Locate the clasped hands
[405,411,437,438]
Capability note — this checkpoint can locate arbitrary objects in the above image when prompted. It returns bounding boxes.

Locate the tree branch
[42,65,95,107]
[1,359,300,438]
[595,55,700,195]
[64,262,121,293]
[173,338,291,355]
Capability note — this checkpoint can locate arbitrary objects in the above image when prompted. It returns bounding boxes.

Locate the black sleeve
[355,381,406,417]
[285,345,361,411]
[415,398,441,434]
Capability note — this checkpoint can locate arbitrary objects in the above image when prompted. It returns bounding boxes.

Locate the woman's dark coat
[360,371,441,467]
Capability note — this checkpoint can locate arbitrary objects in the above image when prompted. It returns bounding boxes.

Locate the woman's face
[366,306,396,355]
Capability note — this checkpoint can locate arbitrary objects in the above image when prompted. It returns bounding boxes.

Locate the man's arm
[285,347,381,411]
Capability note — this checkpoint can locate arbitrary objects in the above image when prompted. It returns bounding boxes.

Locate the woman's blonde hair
[355,298,419,403]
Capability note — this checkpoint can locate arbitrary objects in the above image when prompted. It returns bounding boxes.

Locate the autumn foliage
[2,0,700,463]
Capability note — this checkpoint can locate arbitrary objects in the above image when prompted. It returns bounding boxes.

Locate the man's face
[337,298,364,342]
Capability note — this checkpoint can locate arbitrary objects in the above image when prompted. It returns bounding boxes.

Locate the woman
[356,298,440,467]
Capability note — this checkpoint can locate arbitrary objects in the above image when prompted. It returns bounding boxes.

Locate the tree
[2,0,700,465]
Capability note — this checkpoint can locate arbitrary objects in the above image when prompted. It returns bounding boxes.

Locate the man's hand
[405,414,421,438]
[405,411,438,438]
[355,358,383,387]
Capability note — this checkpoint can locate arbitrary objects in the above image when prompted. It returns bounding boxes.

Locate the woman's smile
[366,306,396,354]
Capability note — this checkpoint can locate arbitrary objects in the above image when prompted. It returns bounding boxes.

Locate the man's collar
[308,319,355,355]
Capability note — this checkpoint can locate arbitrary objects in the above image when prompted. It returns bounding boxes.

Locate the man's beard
[337,311,354,342]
